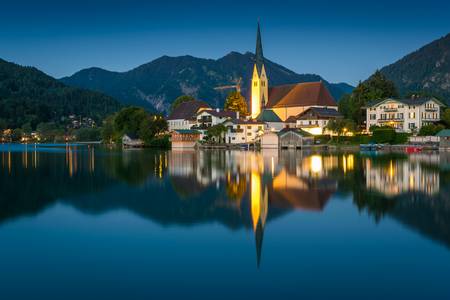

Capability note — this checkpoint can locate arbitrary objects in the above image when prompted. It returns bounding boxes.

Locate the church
[251,23,338,122]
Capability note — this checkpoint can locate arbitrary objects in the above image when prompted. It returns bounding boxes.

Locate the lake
[0,144,449,299]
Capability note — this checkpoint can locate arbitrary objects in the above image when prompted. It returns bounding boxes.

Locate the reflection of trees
[0,148,115,224]
[226,172,247,201]
[104,149,167,186]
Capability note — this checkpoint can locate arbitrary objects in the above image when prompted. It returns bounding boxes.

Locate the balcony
[425,107,438,112]
[378,118,403,122]
[384,108,398,112]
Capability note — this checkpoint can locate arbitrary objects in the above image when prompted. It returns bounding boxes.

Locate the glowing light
[271,157,274,178]
[342,155,347,174]
[389,160,394,179]
[311,155,322,174]
[251,172,261,231]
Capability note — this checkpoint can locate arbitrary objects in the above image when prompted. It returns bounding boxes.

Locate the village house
[365,97,445,133]
[437,129,450,150]
[256,109,284,132]
[167,100,210,131]
[285,107,343,135]
[223,119,266,144]
[194,109,238,129]
[259,131,279,148]
[122,133,144,148]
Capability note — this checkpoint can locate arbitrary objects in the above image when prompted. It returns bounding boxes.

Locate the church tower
[251,22,269,119]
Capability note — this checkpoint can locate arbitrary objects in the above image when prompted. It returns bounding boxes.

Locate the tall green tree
[340,71,398,124]
[442,108,450,128]
[170,95,196,113]
[102,106,168,145]
[326,119,356,136]
[224,91,248,116]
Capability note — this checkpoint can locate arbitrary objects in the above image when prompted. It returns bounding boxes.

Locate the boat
[405,146,422,153]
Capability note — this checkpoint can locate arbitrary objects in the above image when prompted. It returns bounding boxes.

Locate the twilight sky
[1,0,449,85]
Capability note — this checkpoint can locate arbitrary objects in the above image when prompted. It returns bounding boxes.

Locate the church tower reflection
[251,171,268,268]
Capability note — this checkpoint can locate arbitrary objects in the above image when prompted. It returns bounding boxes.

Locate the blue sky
[0,0,449,85]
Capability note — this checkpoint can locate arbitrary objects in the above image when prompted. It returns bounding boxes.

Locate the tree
[170,95,196,113]
[11,128,23,142]
[326,119,356,137]
[74,128,101,141]
[102,107,168,146]
[443,108,450,128]
[342,71,398,124]
[21,123,32,135]
[101,115,116,143]
[224,91,248,116]
[206,124,227,143]
[418,124,445,136]
[372,127,396,144]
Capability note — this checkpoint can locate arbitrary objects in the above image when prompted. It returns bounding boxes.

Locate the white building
[366,97,445,133]
[223,119,266,144]
[167,100,210,131]
[194,109,238,129]
[285,107,342,136]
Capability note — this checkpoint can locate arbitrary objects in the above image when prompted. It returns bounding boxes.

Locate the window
[409,112,415,119]
[370,114,376,120]
[409,123,416,129]
[254,81,258,87]
[247,126,251,129]
[247,133,252,136]
[398,113,404,119]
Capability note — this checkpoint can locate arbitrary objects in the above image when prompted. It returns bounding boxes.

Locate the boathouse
[437,129,450,150]
[278,128,313,149]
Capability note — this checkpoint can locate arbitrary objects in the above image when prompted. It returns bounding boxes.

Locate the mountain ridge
[0,58,122,129]
[380,33,450,104]
[61,52,354,114]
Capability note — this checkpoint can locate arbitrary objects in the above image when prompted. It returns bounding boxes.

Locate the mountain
[61,52,354,114]
[380,33,450,104]
[0,58,122,129]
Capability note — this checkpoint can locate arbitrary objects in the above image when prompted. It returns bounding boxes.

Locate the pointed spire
[255,220,264,268]
[255,21,264,74]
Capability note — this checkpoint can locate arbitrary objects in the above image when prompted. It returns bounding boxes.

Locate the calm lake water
[0,144,449,299]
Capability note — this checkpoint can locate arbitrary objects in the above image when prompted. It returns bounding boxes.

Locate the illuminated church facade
[251,23,339,122]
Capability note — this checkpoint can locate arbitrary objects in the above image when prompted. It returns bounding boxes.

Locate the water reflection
[0,144,449,267]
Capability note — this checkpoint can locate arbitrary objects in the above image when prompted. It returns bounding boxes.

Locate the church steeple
[251,22,269,119]
[255,22,264,75]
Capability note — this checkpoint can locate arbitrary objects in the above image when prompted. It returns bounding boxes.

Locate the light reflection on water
[0,144,449,299]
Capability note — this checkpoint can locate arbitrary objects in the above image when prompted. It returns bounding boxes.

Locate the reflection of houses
[271,168,335,211]
[296,154,339,179]
[365,157,440,196]
[171,129,201,149]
